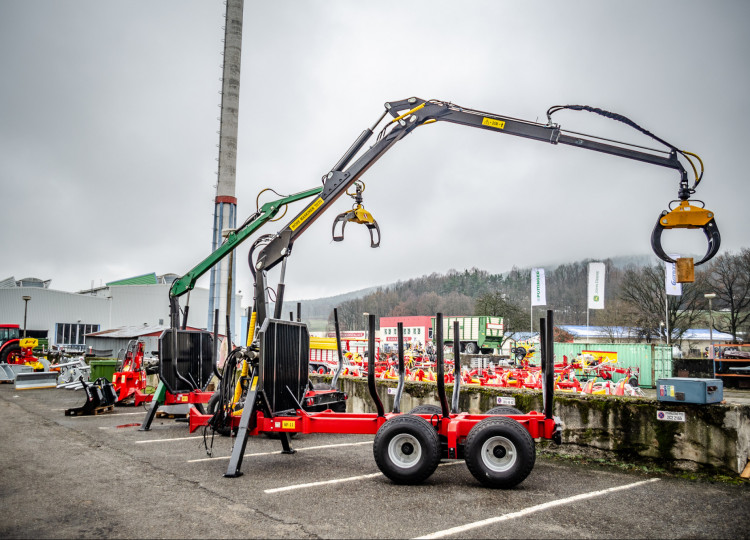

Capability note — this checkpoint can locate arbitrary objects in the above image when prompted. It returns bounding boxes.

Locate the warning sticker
[497,396,516,406]
[482,117,506,130]
[290,197,324,231]
[657,410,686,422]
[282,420,296,430]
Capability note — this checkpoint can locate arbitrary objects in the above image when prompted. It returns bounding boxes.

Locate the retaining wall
[317,375,750,475]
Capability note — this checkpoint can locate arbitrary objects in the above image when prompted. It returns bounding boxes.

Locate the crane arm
[249,97,719,324]
[168,187,322,299]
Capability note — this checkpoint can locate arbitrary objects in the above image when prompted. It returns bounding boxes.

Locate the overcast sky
[1,0,748,310]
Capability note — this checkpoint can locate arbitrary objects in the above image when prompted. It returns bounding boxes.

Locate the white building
[0,273,241,352]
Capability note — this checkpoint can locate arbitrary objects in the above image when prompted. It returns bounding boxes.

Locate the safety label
[282,420,296,429]
[656,410,686,422]
[482,117,506,130]
[497,396,516,406]
[290,197,324,231]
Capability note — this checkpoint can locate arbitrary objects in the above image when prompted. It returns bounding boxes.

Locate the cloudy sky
[1,0,748,310]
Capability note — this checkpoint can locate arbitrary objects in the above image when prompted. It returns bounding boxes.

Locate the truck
[431,316,504,354]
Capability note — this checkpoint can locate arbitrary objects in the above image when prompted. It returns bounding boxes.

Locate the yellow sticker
[290,197,324,231]
[282,420,296,430]
[251,376,258,391]
[482,117,506,130]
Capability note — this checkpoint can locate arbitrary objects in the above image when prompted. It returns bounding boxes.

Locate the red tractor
[0,324,23,364]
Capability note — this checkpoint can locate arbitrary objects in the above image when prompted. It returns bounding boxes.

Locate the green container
[89,359,118,382]
[553,342,672,388]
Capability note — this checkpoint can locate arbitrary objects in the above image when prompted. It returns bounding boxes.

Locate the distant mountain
[283,284,384,320]
[284,254,659,327]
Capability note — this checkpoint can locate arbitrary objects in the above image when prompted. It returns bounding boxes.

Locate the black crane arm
[251,97,717,324]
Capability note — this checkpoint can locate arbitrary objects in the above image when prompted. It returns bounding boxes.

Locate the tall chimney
[208,0,243,339]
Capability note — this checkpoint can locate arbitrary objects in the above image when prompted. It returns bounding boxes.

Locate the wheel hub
[388,433,421,469]
[481,435,516,472]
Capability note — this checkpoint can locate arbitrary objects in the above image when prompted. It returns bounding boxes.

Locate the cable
[255,188,289,222]
[546,104,704,190]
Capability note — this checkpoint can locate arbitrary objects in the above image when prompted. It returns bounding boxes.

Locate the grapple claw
[332,211,352,242]
[650,201,721,266]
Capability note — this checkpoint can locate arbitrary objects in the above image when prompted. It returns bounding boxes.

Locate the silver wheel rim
[388,433,422,469]
[481,435,516,472]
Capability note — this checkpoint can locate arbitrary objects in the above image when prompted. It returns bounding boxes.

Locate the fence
[553,342,673,388]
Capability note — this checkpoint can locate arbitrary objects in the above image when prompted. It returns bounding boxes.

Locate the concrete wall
[317,375,750,475]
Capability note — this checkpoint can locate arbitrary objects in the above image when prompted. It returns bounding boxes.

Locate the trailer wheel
[374,415,440,485]
[464,416,535,489]
[408,404,442,415]
[485,405,523,415]
[464,342,479,354]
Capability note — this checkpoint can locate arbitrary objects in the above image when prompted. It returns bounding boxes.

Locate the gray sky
[1,0,748,309]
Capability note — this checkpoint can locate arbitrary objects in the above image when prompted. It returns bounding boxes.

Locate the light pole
[22,296,31,338]
[704,293,716,378]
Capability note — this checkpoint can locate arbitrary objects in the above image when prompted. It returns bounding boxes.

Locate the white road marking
[265,472,383,493]
[414,477,661,539]
[187,440,373,463]
[264,461,463,494]
[136,436,204,444]
[65,411,145,418]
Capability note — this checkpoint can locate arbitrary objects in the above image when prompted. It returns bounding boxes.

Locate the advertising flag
[665,254,682,296]
[531,268,546,306]
[587,262,606,310]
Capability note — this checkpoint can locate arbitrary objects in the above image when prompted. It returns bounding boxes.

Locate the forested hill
[285,254,657,330]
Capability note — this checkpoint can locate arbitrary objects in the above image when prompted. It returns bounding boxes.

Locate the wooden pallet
[65,404,114,416]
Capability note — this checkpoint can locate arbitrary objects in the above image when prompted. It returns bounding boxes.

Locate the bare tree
[619,264,705,343]
[702,248,750,342]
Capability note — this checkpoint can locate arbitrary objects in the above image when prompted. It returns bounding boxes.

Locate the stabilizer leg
[139,381,166,431]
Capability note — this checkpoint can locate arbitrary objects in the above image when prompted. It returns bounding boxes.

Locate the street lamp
[22,296,31,338]
[704,293,716,378]
[659,321,665,344]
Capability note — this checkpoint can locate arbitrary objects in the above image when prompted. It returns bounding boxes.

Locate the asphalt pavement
[0,383,748,539]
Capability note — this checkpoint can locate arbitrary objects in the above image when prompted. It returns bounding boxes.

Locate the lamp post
[704,293,716,378]
[22,296,31,338]
[659,321,665,344]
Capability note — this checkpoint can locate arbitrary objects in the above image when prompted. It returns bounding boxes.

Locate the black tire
[373,415,441,485]
[464,342,479,355]
[485,406,523,415]
[0,343,21,364]
[628,376,638,387]
[408,404,443,416]
[464,416,536,489]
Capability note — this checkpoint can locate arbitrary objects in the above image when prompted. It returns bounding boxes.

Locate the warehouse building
[0,273,241,352]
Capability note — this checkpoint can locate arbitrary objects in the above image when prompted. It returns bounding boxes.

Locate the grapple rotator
[331,180,381,248]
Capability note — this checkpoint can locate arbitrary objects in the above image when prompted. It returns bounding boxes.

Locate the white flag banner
[588,262,606,310]
[665,254,682,296]
[531,268,546,306]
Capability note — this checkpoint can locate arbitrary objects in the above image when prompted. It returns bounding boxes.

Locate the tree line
[327,249,750,344]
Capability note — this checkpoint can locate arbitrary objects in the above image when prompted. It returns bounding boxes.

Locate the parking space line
[264,461,463,494]
[65,411,145,418]
[187,440,373,463]
[414,477,660,539]
[136,436,204,444]
[265,472,383,493]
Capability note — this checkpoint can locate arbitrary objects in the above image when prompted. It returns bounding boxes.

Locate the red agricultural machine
[149,95,719,487]
[111,339,152,404]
